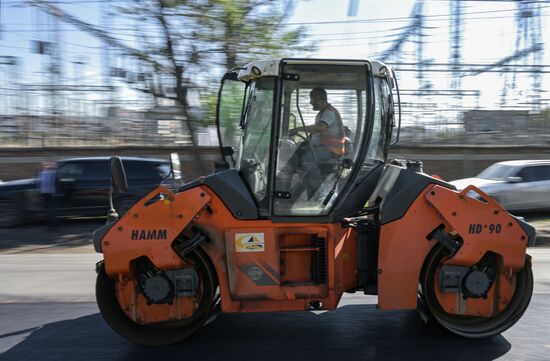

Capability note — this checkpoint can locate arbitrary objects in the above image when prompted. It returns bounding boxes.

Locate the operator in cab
[279,87,346,200]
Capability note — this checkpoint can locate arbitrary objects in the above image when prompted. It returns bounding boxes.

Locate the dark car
[0,156,172,227]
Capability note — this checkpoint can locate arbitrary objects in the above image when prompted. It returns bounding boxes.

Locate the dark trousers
[42,193,57,227]
[279,142,338,199]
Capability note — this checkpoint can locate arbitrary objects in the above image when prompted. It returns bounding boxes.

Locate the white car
[450,160,550,212]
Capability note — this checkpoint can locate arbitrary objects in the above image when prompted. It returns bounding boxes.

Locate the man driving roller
[289,87,345,157]
[280,87,346,199]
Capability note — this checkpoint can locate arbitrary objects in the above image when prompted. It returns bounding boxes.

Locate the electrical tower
[101,0,114,116]
[452,1,544,112]
[0,56,21,115]
[380,0,430,92]
[450,0,462,97]
[512,0,543,111]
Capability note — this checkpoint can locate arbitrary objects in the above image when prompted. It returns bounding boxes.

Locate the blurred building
[0,116,19,136]
[463,110,530,133]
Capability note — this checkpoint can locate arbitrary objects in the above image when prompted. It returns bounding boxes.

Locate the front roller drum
[420,244,533,338]
[96,249,217,346]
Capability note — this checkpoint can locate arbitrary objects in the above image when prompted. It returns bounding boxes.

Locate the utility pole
[49,14,62,134]
[450,0,462,99]
[101,0,114,117]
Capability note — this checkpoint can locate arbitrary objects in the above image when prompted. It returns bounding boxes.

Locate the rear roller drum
[96,249,217,346]
[420,244,533,338]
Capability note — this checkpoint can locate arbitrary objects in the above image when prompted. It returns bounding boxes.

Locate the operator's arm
[289,122,328,136]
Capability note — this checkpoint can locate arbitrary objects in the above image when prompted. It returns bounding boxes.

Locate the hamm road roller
[93,58,535,345]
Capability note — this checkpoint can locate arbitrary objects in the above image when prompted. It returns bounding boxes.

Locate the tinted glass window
[237,77,275,203]
[218,74,247,158]
[517,166,550,182]
[125,161,168,180]
[477,164,517,180]
[56,162,83,180]
[366,77,393,164]
[80,161,110,181]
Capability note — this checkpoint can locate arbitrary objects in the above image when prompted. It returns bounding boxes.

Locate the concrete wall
[391,145,550,180]
[2,145,550,182]
[0,146,222,182]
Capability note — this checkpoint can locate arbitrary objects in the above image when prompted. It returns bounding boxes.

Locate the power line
[392,62,550,68]
[285,6,550,26]
[5,3,550,28]
[5,0,138,4]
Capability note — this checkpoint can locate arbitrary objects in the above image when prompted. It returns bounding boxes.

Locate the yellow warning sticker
[235,233,265,252]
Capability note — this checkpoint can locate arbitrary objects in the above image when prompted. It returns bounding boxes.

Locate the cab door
[271,62,371,217]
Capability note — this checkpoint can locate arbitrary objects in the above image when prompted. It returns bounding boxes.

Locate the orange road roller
[93,58,535,345]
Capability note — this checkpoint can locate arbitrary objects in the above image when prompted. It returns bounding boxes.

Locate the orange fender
[378,184,529,311]
[102,186,210,275]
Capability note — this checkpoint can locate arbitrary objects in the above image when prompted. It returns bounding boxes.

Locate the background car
[0,156,172,227]
[450,160,550,212]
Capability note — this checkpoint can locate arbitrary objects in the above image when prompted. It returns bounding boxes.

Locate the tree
[30,0,314,126]
[200,0,312,70]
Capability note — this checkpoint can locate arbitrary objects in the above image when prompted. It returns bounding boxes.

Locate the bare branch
[28,0,172,73]
[156,0,179,72]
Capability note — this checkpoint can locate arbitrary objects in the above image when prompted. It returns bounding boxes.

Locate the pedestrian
[38,161,58,229]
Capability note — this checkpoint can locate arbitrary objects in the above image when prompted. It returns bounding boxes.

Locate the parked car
[450,160,550,212]
[0,156,172,227]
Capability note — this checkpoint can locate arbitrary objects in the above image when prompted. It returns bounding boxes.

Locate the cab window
[273,63,369,216]
[217,73,247,161]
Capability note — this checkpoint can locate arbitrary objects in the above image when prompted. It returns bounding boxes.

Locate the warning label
[235,233,265,252]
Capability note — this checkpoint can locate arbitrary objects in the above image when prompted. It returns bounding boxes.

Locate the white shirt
[311,104,342,147]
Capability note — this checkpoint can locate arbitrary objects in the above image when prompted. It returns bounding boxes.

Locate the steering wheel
[287,114,309,144]
[289,130,308,143]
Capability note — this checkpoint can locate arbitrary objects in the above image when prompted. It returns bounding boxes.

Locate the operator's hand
[288,128,302,136]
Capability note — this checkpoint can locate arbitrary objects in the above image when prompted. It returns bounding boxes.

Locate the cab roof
[237,58,393,83]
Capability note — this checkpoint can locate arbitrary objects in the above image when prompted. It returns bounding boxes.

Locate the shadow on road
[1,212,549,253]
[0,219,102,253]
[1,305,511,361]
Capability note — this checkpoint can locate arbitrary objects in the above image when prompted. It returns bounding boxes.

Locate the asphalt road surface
[1,217,550,361]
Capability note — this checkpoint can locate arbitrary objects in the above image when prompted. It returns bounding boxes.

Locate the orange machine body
[101,182,530,322]
[102,185,358,318]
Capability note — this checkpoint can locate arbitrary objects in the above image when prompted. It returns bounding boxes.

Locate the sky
[289,0,550,121]
[0,0,549,124]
